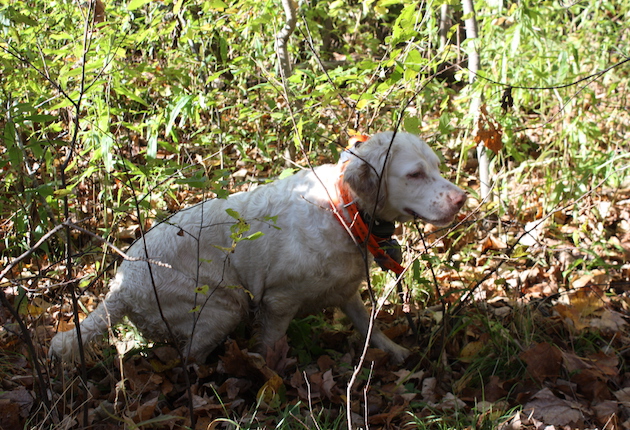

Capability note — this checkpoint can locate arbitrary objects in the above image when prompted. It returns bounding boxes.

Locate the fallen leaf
[433,392,466,411]
[592,400,618,428]
[265,336,296,374]
[587,350,619,376]
[0,387,33,418]
[0,399,23,430]
[369,402,407,426]
[589,308,627,333]
[421,377,438,403]
[149,346,181,372]
[459,339,487,363]
[571,368,612,402]
[613,387,630,406]
[134,395,158,423]
[571,269,608,289]
[520,342,563,383]
[554,303,588,331]
[123,357,163,394]
[221,377,251,400]
[317,354,335,372]
[382,323,409,340]
[393,369,424,386]
[562,351,591,373]
[522,387,585,427]
[484,375,508,402]
[481,234,507,253]
[256,372,285,409]
[474,104,503,154]
[219,340,273,381]
[320,369,339,402]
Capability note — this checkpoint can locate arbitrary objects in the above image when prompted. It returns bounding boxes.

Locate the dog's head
[343,131,466,225]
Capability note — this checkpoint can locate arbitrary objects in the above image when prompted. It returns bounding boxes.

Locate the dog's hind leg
[180,288,250,363]
[50,289,128,361]
[254,296,298,356]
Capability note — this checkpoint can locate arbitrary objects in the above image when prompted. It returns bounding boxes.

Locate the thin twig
[471,55,630,91]
[0,223,66,282]
[122,165,198,428]
[63,220,172,268]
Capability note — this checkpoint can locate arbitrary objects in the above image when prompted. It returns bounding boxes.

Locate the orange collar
[332,135,405,275]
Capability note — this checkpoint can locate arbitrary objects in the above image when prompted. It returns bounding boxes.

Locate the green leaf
[127,0,152,11]
[377,0,405,7]
[114,86,149,107]
[173,0,185,14]
[176,174,210,188]
[47,98,74,111]
[54,187,75,198]
[213,244,235,253]
[8,10,38,26]
[403,68,418,81]
[147,132,158,159]
[194,285,210,295]
[356,98,369,110]
[264,215,279,224]
[79,274,95,289]
[15,287,28,315]
[8,145,22,168]
[243,231,264,241]
[36,184,54,198]
[405,49,424,72]
[3,121,16,148]
[403,117,420,134]
[165,95,194,136]
[461,11,475,21]
[510,24,521,55]
[21,114,58,123]
[278,168,296,179]
[225,208,240,220]
[207,0,228,11]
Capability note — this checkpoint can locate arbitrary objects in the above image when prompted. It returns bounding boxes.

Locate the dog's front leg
[342,293,410,363]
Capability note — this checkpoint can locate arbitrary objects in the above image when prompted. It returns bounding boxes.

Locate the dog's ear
[343,157,380,204]
[343,133,393,211]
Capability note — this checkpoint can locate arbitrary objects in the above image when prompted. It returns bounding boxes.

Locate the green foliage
[3,0,623,256]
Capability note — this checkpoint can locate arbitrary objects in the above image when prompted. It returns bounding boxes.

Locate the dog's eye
[407,171,426,179]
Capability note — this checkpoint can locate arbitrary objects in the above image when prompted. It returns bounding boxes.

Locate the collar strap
[348,134,370,148]
[332,135,405,275]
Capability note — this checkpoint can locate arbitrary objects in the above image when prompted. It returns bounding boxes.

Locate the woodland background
[1,0,629,429]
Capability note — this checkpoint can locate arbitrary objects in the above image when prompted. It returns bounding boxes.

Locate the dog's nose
[449,189,467,209]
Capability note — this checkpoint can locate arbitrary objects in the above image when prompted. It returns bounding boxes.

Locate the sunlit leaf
[127,0,152,11]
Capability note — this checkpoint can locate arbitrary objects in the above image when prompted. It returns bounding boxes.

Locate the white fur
[50,131,466,364]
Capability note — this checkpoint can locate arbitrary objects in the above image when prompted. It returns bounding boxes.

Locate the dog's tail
[50,291,127,362]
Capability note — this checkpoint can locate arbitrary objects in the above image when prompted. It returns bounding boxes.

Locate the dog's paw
[49,330,80,362]
[388,344,411,365]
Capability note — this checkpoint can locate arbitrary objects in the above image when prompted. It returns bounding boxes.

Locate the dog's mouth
[405,208,454,226]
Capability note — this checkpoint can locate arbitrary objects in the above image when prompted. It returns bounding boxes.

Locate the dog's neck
[360,209,396,239]
[332,176,404,274]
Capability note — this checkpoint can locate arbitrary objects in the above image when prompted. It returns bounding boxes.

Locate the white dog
[50,131,466,364]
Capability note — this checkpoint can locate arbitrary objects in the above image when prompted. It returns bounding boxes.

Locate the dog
[50,131,466,364]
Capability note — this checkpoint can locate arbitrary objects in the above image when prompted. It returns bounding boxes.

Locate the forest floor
[1,147,630,430]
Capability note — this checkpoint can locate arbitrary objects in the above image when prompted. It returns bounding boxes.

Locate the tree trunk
[275,0,299,163]
[462,0,492,202]
[275,0,297,79]
[439,4,450,49]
